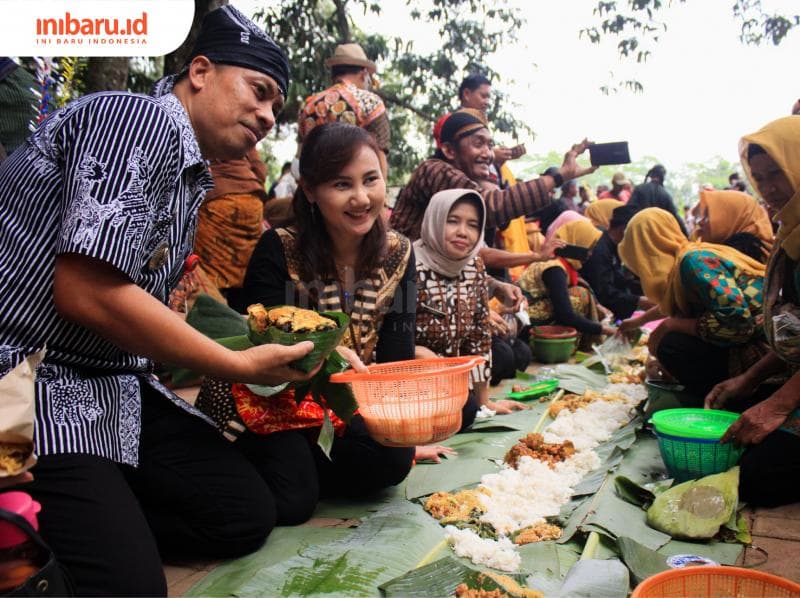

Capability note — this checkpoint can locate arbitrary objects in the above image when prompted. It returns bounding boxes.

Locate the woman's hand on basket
[415,445,457,463]
[721,394,794,447]
[335,345,368,373]
[486,399,528,414]
[704,373,757,411]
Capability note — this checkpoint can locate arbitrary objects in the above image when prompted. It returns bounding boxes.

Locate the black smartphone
[589,141,631,166]
[554,244,590,261]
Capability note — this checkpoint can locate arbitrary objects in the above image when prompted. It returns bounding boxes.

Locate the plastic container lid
[650,408,739,440]
[506,378,559,400]
[0,492,41,549]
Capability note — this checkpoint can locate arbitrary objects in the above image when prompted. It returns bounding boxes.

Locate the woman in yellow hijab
[703,116,800,508]
[693,189,773,261]
[519,219,616,350]
[619,207,767,402]
[584,198,624,230]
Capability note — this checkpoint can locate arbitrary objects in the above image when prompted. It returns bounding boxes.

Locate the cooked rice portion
[504,433,575,469]
[513,522,562,545]
[548,389,627,418]
[424,488,489,523]
[445,526,521,572]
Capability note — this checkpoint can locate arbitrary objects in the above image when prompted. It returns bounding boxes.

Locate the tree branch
[377,89,434,122]
[332,0,351,41]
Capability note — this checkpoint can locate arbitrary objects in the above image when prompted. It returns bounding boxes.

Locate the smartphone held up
[588,142,631,166]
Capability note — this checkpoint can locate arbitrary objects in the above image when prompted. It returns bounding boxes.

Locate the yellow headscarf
[618,208,766,316]
[584,199,624,230]
[696,189,773,255]
[554,219,602,270]
[740,116,800,259]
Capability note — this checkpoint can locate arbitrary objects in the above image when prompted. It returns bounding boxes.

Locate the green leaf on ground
[556,559,630,597]
[617,536,669,584]
[553,364,608,394]
[232,502,447,597]
[614,476,656,508]
[186,526,352,597]
[379,556,532,597]
[469,408,541,432]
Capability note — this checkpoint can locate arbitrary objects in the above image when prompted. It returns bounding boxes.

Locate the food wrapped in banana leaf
[246,304,349,373]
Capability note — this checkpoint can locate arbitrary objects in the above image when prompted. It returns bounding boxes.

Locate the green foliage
[252,0,529,184]
[582,0,798,93]
[511,151,744,212]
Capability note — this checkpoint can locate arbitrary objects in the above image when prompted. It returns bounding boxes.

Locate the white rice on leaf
[440,382,647,570]
[444,526,521,572]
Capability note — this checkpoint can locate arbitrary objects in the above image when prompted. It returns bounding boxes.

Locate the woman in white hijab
[414,189,526,420]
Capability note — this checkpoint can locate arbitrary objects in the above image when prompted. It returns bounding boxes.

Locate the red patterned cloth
[232,383,346,436]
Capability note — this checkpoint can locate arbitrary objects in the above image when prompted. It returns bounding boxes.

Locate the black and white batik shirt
[0,90,215,466]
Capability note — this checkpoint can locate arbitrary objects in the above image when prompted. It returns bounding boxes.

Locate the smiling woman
[196,122,419,524]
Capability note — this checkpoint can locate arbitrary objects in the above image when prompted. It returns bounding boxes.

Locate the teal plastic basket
[650,408,744,482]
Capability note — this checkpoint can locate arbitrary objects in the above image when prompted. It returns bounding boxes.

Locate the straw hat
[325,43,376,74]
[611,172,630,186]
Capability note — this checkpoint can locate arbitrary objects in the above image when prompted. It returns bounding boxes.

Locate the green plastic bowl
[650,408,744,482]
[531,336,577,364]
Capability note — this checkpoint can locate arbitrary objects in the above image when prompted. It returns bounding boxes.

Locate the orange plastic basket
[632,566,800,598]
[329,356,483,447]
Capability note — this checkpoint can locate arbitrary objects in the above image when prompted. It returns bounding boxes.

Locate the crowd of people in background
[0,6,799,595]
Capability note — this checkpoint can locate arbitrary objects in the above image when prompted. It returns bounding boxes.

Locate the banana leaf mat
[186,374,745,597]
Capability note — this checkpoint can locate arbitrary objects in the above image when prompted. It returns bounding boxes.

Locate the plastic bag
[0,350,45,477]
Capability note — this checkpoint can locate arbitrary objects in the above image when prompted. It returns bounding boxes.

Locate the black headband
[186,5,290,97]
[440,108,489,145]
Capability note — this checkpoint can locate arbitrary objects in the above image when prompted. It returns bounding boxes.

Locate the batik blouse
[679,249,764,346]
[414,256,492,383]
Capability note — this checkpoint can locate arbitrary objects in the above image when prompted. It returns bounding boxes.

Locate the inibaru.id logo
[37,12,148,37]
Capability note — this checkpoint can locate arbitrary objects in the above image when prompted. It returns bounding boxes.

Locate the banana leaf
[248,308,349,373]
[469,409,539,432]
[616,536,669,585]
[167,294,248,385]
[379,556,533,597]
[186,526,352,597]
[311,483,408,520]
[230,502,447,597]
[555,559,630,598]
[553,364,608,394]
[559,434,674,551]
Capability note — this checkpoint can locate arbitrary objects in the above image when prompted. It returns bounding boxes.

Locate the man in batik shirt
[298,42,390,174]
[0,6,316,594]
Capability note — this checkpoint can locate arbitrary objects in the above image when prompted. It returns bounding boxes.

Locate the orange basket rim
[632,565,800,596]
[329,356,484,383]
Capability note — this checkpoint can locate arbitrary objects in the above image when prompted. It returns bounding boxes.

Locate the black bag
[0,509,70,596]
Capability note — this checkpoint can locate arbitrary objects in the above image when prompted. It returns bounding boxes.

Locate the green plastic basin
[650,408,740,440]
[531,336,577,364]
